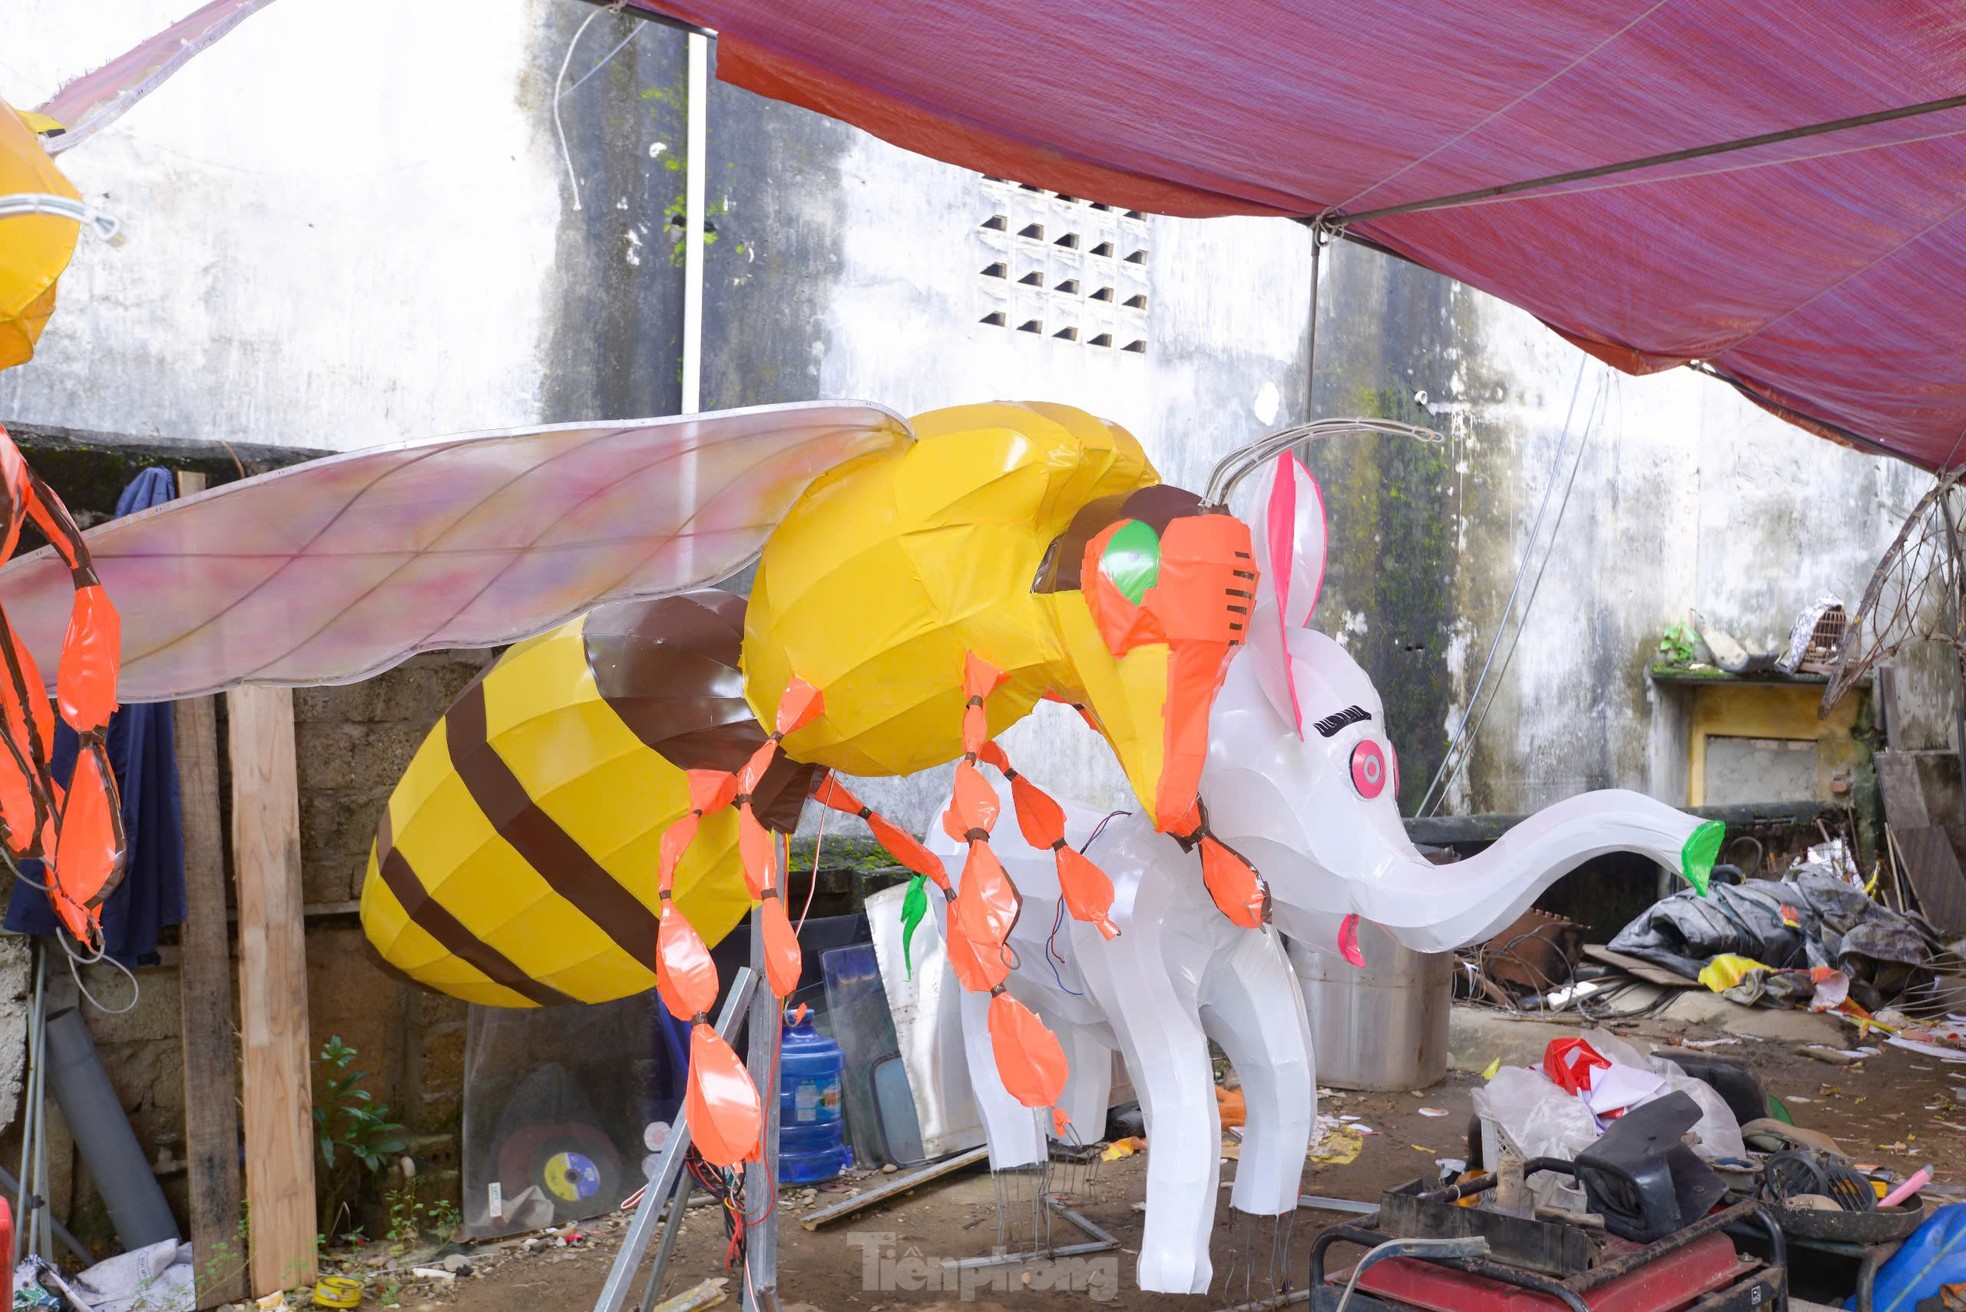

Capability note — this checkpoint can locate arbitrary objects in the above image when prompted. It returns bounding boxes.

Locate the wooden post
[172,471,248,1308]
[227,684,316,1295]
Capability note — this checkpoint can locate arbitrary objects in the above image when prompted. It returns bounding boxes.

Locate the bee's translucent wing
[35,0,280,153]
[0,402,911,701]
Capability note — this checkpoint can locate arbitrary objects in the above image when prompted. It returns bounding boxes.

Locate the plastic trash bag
[1584,1030,1748,1163]
[1471,1065,1596,1211]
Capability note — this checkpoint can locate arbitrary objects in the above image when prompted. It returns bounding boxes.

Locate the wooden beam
[226,684,316,1295]
[173,565,247,1307]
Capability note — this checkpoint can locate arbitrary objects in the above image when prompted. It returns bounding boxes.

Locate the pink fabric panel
[633,0,1966,467]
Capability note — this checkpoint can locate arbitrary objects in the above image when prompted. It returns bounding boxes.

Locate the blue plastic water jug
[778,1010,851,1183]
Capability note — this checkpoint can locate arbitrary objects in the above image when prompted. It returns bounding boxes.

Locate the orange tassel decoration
[811,774,950,888]
[0,425,126,949]
[976,740,1118,939]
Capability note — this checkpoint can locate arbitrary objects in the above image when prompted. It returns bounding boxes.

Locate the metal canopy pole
[680,30,709,415]
[742,905,782,1312]
[593,967,759,1312]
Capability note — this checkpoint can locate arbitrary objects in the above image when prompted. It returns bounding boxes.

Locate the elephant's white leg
[1199,928,1316,1219]
[1055,1025,1113,1146]
[958,987,1045,1170]
[1075,924,1219,1295]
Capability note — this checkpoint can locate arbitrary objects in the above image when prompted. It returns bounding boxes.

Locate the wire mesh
[1824,470,1966,715]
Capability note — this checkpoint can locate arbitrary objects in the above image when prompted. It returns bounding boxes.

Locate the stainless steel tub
[1287,938,1451,1090]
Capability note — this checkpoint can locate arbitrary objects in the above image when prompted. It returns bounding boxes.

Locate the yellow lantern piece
[0,96,80,370]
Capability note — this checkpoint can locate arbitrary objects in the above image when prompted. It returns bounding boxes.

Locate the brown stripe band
[373,803,577,1007]
[447,680,662,966]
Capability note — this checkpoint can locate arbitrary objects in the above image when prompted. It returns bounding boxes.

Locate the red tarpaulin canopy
[629,0,1966,470]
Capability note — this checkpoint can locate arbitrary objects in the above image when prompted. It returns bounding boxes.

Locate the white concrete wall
[3,0,563,448]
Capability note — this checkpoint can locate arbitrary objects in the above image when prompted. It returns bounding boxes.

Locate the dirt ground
[334,1010,1965,1312]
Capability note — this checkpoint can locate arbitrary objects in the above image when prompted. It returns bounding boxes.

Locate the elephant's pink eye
[1351,740,1386,799]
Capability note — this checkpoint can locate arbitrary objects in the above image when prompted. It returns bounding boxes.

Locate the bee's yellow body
[362,403,1177,1004]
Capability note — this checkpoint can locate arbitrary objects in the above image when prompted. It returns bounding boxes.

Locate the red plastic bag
[1543,1037,1611,1095]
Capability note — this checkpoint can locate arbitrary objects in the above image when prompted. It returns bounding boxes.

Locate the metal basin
[1289,938,1451,1090]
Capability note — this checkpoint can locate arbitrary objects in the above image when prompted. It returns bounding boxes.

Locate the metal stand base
[944,1194,1119,1272]
[592,968,758,1312]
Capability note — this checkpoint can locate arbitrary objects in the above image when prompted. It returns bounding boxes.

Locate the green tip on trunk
[900,874,929,977]
[1680,819,1723,896]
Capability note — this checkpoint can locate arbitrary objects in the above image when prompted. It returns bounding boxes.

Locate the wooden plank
[1890,823,1966,937]
[172,470,248,1310]
[227,684,316,1295]
[176,696,246,1303]
[1582,945,1701,989]
[1875,749,1931,828]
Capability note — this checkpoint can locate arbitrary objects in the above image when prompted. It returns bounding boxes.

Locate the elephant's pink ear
[1249,453,1327,736]
[1255,452,1326,630]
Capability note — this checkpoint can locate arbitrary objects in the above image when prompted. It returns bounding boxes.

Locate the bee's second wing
[0,401,910,701]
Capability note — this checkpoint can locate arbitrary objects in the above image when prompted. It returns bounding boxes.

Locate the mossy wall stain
[1301,248,1514,814]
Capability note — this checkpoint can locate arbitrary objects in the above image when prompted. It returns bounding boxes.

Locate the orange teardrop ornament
[57,585,120,736]
[655,899,720,1021]
[737,806,776,899]
[865,810,947,886]
[683,1025,762,1168]
[1055,845,1119,939]
[686,769,738,815]
[987,991,1068,1108]
[1199,836,1269,929]
[773,676,825,736]
[955,840,1020,949]
[944,910,1010,992]
[949,758,1000,835]
[1007,773,1066,849]
[760,894,803,999]
[657,812,701,889]
[53,744,124,911]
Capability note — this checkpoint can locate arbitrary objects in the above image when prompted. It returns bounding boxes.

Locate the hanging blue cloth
[4,467,186,965]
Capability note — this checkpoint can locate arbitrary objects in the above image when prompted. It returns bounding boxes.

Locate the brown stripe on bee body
[581,592,821,831]
[446,680,662,964]
[371,816,577,1008]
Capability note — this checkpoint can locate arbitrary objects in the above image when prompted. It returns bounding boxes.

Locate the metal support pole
[679,31,709,415]
[14,945,44,1265]
[742,907,781,1311]
[638,1175,693,1312]
[592,968,758,1312]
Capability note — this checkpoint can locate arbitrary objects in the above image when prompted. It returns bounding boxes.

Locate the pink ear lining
[1266,453,1311,735]
[1300,470,1326,626]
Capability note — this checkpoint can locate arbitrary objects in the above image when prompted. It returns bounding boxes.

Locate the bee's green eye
[1099,519,1160,604]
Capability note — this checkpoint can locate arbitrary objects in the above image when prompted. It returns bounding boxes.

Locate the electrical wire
[1418,359,1587,815]
[794,805,827,934]
[551,8,606,212]
[1043,810,1129,997]
[1420,373,1608,816]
